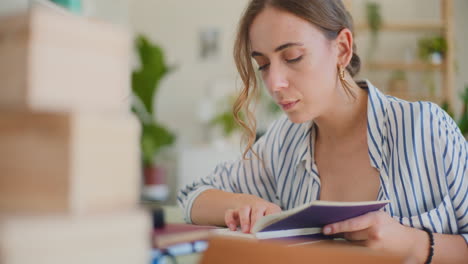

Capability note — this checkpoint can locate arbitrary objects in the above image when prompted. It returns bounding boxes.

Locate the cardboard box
[0,6,131,112]
[0,111,141,214]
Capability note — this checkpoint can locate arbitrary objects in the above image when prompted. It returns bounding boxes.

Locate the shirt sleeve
[177,116,287,224]
[436,107,468,244]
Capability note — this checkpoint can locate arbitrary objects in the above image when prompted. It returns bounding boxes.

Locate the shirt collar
[364,80,388,170]
[295,121,314,172]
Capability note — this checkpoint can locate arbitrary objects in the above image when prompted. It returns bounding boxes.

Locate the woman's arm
[190,189,244,226]
[177,116,288,227]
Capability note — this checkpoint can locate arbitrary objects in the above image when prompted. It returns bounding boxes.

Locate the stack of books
[0,6,151,264]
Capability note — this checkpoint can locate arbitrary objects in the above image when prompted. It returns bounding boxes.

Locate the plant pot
[142,165,169,201]
[430,52,443,65]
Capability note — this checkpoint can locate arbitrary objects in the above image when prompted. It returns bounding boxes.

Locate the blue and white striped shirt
[178,80,468,243]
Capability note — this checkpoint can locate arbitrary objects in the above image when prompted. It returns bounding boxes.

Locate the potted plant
[418,35,447,64]
[132,35,176,201]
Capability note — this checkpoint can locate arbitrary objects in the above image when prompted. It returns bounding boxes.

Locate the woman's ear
[335,28,353,68]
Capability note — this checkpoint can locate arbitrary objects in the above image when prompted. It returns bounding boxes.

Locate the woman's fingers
[224,200,282,233]
[238,205,252,233]
[265,204,282,215]
[324,212,377,235]
[224,209,239,231]
[343,229,370,241]
[250,206,267,232]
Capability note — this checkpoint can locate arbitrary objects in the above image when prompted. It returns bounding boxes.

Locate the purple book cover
[260,201,388,232]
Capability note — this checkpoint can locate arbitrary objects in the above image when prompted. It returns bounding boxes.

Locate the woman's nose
[265,65,288,93]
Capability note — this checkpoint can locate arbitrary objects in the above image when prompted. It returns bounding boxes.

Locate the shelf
[348,0,455,107]
[365,62,443,71]
[356,22,444,32]
[385,91,442,104]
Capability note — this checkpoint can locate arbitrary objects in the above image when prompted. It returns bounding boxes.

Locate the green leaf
[141,122,176,166]
[132,70,157,114]
[441,101,454,119]
[458,85,468,135]
[210,111,245,137]
[131,35,176,166]
[132,35,170,115]
[418,36,447,61]
[366,2,382,34]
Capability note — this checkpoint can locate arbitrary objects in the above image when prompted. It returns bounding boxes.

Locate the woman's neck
[314,78,368,146]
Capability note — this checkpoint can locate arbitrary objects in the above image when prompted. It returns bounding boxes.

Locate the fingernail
[229,224,236,231]
[242,225,249,233]
[323,227,332,235]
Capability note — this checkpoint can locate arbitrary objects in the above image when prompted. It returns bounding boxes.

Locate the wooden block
[0,111,141,214]
[200,237,405,264]
[0,6,131,112]
[0,209,151,264]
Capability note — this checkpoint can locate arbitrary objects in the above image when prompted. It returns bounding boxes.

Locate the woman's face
[249,7,340,123]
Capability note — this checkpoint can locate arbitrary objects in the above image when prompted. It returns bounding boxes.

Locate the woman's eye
[258,63,270,71]
[257,55,302,71]
[286,56,303,63]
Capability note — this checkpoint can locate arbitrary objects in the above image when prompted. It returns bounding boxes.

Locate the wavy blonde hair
[233,0,361,160]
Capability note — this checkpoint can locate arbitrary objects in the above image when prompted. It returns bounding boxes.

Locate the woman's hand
[323,211,429,261]
[224,194,281,233]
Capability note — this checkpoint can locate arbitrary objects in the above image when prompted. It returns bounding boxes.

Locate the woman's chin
[285,112,312,124]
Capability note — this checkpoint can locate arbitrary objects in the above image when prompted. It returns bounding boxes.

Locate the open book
[221,200,390,240]
[154,200,389,248]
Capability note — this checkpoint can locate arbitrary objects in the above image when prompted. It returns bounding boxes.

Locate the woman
[178,0,467,262]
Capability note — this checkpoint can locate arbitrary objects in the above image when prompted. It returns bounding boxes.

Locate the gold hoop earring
[339,66,346,81]
[338,65,356,99]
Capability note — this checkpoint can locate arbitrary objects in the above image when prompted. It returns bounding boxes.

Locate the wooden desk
[148,205,406,264]
[201,237,405,264]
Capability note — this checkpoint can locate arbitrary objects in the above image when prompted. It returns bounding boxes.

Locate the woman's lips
[279,100,299,111]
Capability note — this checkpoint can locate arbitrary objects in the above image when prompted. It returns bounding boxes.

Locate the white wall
[0,0,28,16]
[83,0,130,26]
[130,0,250,145]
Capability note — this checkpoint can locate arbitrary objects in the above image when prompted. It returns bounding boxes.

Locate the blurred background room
[1,0,467,207]
[0,0,467,263]
[85,0,468,206]
[130,0,468,206]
